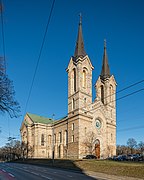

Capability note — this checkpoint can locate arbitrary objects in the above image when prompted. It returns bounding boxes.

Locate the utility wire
[53,87,144,136]
[117,125,144,132]
[0,0,6,72]
[82,88,144,115]
[55,79,144,120]
[115,88,144,102]
[24,0,55,116]
[76,79,144,115]
[58,87,144,120]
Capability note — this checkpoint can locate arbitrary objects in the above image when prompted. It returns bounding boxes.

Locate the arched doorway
[95,139,100,159]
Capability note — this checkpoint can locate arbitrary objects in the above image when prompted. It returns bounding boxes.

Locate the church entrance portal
[95,139,100,159]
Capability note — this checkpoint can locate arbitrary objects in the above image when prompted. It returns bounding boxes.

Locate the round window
[95,119,101,129]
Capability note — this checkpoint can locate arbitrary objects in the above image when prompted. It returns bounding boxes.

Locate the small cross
[104,39,106,48]
[79,13,82,24]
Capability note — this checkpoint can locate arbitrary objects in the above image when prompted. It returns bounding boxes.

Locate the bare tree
[0,57,20,118]
[21,141,33,159]
[0,139,22,161]
[127,138,137,154]
[83,131,97,155]
[116,145,131,155]
[138,141,144,154]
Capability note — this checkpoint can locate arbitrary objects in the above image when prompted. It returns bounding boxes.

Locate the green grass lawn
[74,160,144,179]
[14,159,144,179]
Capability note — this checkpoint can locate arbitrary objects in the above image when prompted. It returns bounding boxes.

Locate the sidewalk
[85,171,143,180]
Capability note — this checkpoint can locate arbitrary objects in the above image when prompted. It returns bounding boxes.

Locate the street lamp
[52,114,55,165]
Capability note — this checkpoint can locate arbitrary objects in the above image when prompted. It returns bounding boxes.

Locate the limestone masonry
[20,17,117,159]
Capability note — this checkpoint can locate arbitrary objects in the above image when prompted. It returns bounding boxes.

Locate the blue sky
[0,0,144,147]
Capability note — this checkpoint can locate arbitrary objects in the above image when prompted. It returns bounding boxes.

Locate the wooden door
[95,139,100,159]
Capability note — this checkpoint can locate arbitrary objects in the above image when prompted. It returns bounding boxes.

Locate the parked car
[116,155,127,161]
[83,155,97,159]
[126,154,133,161]
[138,154,144,161]
[112,155,118,161]
[131,154,140,161]
[126,154,140,161]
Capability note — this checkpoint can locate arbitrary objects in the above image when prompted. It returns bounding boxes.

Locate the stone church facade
[20,17,117,159]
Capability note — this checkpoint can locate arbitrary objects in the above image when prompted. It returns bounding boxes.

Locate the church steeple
[100,40,110,80]
[74,14,86,59]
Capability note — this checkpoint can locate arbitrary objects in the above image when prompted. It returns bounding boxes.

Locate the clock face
[96,119,101,129]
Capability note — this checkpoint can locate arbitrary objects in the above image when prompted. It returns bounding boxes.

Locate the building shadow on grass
[11,158,99,179]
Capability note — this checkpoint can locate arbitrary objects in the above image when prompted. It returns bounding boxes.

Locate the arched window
[83,69,86,88]
[101,85,104,104]
[72,123,74,131]
[41,134,44,146]
[72,98,75,110]
[84,97,86,106]
[73,69,76,92]
[59,132,62,143]
[71,68,76,93]
[48,135,51,144]
[64,130,68,146]
[109,85,113,102]
[72,135,74,142]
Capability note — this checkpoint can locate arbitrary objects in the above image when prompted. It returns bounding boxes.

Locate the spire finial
[79,13,82,25]
[104,39,106,48]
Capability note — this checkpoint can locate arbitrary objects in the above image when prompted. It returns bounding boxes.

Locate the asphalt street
[0,162,102,180]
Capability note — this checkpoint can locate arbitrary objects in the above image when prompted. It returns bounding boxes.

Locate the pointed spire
[74,14,86,59]
[100,39,111,80]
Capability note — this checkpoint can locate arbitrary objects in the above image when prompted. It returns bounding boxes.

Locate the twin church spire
[100,40,111,80]
[74,15,111,79]
[74,14,86,58]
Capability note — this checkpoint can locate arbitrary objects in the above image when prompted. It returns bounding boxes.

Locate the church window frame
[48,135,51,144]
[72,135,74,142]
[64,130,68,146]
[95,119,101,129]
[109,85,113,102]
[72,123,74,131]
[71,68,76,92]
[59,132,62,143]
[84,97,87,107]
[101,85,104,104]
[95,118,102,129]
[54,134,56,144]
[72,98,75,110]
[41,134,45,146]
[82,69,86,88]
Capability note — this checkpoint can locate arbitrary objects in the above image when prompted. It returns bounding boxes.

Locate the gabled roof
[27,113,53,124]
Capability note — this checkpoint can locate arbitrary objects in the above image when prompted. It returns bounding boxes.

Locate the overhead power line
[117,125,144,133]
[55,81,144,121]
[0,0,6,72]
[116,79,144,94]
[80,88,144,115]
[24,0,56,115]
[78,79,144,114]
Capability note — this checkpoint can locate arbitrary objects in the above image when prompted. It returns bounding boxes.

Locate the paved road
[0,162,100,180]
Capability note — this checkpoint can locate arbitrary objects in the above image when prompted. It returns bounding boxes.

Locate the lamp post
[52,114,55,165]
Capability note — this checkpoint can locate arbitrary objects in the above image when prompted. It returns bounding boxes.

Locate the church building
[20,17,117,159]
